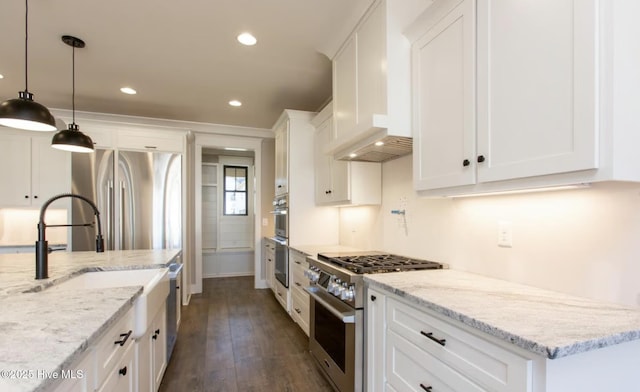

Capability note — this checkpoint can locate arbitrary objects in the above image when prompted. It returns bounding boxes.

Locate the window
[223,165,248,215]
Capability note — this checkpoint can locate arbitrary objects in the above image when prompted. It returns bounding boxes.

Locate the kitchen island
[365,269,640,391]
[0,249,181,392]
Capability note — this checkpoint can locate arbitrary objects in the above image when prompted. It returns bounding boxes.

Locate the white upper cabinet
[412,0,476,191]
[313,103,382,206]
[0,132,70,208]
[274,120,289,196]
[476,0,598,183]
[327,0,431,158]
[410,0,640,196]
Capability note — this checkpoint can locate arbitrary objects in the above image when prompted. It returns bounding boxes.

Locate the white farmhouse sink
[49,268,169,338]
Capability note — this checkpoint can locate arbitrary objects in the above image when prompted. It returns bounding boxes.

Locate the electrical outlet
[498,221,513,248]
[262,218,268,226]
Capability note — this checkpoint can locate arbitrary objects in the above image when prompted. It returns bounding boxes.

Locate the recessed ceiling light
[349,153,357,158]
[0,74,4,79]
[120,87,137,95]
[237,32,257,46]
[375,141,384,146]
[229,100,242,107]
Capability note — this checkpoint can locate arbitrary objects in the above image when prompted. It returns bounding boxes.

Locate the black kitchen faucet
[35,193,105,280]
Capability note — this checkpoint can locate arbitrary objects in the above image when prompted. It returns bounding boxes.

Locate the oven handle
[270,210,287,215]
[272,237,287,246]
[305,287,355,323]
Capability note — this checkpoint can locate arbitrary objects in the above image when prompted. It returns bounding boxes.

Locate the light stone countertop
[288,243,365,259]
[365,269,640,359]
[0,249,181,392]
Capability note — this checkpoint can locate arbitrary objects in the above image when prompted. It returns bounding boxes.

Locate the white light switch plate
[498,221,513,248]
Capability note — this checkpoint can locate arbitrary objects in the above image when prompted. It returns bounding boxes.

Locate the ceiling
[0,0,370,130]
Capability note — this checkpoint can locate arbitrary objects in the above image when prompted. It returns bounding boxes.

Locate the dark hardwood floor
[159,276,334,392]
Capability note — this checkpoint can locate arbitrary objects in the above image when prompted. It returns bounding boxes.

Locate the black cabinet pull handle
[152,334,158,340]
[295,282,301,287]
[155,329,160,335]
[477,155,486,163]
[114,330,133,346]
[176,286,180,289]
[144,145,157,149]
[462,159,470,167]
[370,295,377,301]
[420,384,432,392]
[420,331,446,346]
[295,308,301,314]
[119,366,127,376]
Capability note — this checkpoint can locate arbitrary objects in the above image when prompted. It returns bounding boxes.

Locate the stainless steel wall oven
[271,194,289,287]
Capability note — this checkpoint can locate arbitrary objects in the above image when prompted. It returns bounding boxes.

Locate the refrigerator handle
[106,180,114,250]
[120,181,125,249]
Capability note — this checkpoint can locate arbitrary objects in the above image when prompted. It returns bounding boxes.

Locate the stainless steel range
[305,251,443,392]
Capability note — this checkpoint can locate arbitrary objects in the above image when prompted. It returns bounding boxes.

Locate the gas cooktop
[317,251,443,274]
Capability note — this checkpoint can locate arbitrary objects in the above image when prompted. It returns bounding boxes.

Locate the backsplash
[0,209,68,247]
[339,155,640,308]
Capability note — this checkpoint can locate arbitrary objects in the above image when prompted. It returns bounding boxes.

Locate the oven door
[273,237,288,288]
[273,209,288,239]
[306,286,362,392]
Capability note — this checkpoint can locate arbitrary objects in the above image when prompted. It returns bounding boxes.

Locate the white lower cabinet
[97,342,136,392]
[53,308,135,392]
[367,286,640,392]
[137,304,168,392]
[51,350,94,392]
[368,288,530,391]
[274,278,290,312]
[289,249,310,336]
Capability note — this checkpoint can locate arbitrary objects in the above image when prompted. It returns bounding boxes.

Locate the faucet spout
[36,193,105,280]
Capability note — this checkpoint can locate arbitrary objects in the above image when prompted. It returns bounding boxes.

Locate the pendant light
[0,0,56,131]
[51,35,94,153]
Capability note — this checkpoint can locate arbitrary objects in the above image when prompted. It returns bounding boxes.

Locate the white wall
[340,155,640,308]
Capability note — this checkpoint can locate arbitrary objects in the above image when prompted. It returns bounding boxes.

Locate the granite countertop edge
[364,276,640,360]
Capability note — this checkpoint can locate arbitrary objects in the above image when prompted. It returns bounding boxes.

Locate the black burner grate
[319,254,442,274]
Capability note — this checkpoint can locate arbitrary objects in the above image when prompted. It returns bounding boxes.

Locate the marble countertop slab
[287,243,366,259]
[0,249,181,392]
[365,269,640,359]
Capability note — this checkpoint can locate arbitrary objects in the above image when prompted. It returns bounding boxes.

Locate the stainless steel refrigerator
[71,149,182,251]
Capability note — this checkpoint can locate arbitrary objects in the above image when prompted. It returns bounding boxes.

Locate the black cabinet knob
[462,159,470,167]
[119,366,127,376]
[24,195,29,199]
[34,195,38,199]
[370,295,377,302]
[477,155,486,163]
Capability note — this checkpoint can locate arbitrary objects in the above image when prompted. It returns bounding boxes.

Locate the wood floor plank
[159,276,335,392]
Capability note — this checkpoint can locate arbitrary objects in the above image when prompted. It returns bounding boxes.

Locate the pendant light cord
[72,44,76,124]
[24,0,29,92]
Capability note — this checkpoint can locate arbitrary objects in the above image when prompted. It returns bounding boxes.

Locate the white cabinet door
[0,134,31,206]
[366,289,385,392]
[151,306,167,390]
[476,0,598,182]
[314,119,334,204]
[357,1,386,125]
[32,135,71,204]
[0,134,70,207]
[412,0,476,191]
[274,121,289,196]
[333,35,358,143]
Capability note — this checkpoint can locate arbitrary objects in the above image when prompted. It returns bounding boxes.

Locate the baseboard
[203,271,254,279]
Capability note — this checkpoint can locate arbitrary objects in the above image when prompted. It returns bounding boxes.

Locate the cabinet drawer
[387,298,531,392]
[274,280,289,312]
[117,130,184,153]
[95,308,135,387]
[386,330,487,392]
[289,249,309,269]
[291,288,310,336]
[291,262,308,292]
[97,341,135,392]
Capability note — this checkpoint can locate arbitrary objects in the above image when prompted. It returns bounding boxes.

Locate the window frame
[222,165,248,216]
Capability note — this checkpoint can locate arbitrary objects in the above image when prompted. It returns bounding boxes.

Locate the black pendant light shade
[51,123,94,152]
[51,35,94,153]
[0,0,56,131]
